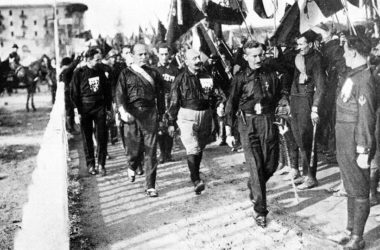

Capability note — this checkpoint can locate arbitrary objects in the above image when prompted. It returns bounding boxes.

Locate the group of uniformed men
[60,24,380,249]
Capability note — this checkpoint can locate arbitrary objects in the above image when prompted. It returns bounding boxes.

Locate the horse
[6,58,40,112]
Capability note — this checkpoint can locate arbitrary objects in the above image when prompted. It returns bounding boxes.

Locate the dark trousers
[217,116,226,142]
[290,96,318,179]
[120,108,158,189]
[107,107,118,144]
[80,108,107,167]
[158,132,173,160]
[65,92,75,132]
[336,122,370,198]
[238,114,279,216]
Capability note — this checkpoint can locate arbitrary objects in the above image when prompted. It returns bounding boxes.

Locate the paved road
[69,135,380,250]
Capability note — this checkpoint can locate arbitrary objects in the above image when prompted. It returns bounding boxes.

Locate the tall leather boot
[187,154,198,183]
[344,198,370,250]
[193,152,205,194]
[329,197,354,245]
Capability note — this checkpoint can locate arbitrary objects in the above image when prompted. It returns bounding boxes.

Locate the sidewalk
[69,135,380,250]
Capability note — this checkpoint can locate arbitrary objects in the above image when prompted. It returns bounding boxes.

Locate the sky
[0,0,370,37]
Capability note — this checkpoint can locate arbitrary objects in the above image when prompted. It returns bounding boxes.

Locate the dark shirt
[167,67,226,124]
[70,65,112,115]
[116,65,165,118]
[225,66,284,127]
[291,49,326,108]
[155,62,180,94]
[336,65,376,150]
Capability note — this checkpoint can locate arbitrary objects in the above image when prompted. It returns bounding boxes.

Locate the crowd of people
[3,20,380,249]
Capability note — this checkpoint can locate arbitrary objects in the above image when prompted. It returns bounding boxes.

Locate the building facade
[0,2,87,61]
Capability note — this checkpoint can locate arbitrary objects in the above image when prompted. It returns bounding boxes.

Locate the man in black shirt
[167,49,225,195]
[71,48,112,176]
[155,43,180,163]
[225,40,287,228]
[116,43,165,197]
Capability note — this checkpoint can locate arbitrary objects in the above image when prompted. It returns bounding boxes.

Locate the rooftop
[0,0,86,8]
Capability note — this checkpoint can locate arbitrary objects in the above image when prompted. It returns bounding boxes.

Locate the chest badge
[264,81,269,91]
[88,76,100,92]
[358,95,366,106]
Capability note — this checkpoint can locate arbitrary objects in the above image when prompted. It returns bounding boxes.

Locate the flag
[204,0,246,25]
[138,26,144,42]
[271,3,300,46]
[166,0,205,49]
[156,20,167,43]
[313,0,343,17]
[195,24,218,58]
[254,0,273,19]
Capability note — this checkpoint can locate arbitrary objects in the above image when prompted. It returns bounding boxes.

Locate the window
[34,20,37,25]
[9,10,12,16]
[10,21,13,26]
[35,31,37,36]
[11,31,14,36]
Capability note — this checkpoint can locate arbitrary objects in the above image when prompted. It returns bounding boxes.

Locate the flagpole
[199,21,233,79]
[233,0,254,41]
[340,0,357,35]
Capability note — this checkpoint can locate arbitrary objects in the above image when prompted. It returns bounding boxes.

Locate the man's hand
[356,153,369,169]
[216,102,225,117]
[74,108,81,124]
[311,111,319,126]
[118,107,135,123]
[225,125,235,148]
[226,135,236,148]
[310,107,319,126]
[168,126,175,137]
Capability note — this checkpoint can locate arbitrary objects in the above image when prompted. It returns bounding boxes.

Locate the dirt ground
[0,89,52,250]
[69,125,380,249]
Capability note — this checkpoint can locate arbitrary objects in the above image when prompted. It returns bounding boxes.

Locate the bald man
[167,49,225,195]
[116,43,165,197]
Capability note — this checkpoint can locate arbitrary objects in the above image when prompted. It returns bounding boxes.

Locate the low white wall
[14,81,69,250]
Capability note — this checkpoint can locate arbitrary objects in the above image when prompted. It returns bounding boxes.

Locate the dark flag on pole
[204,0,247,25]
[138,26,144,42]
[166,0,205,49]
[254,0,273,19]
[313,0,343,17]
[347,0,360,7]
[271,3,300,46]
[157,20,167,43]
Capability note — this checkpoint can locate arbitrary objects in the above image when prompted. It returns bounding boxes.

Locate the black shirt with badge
[168,67,226,125]
[156,63,180,94]
[71,65,112,115]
